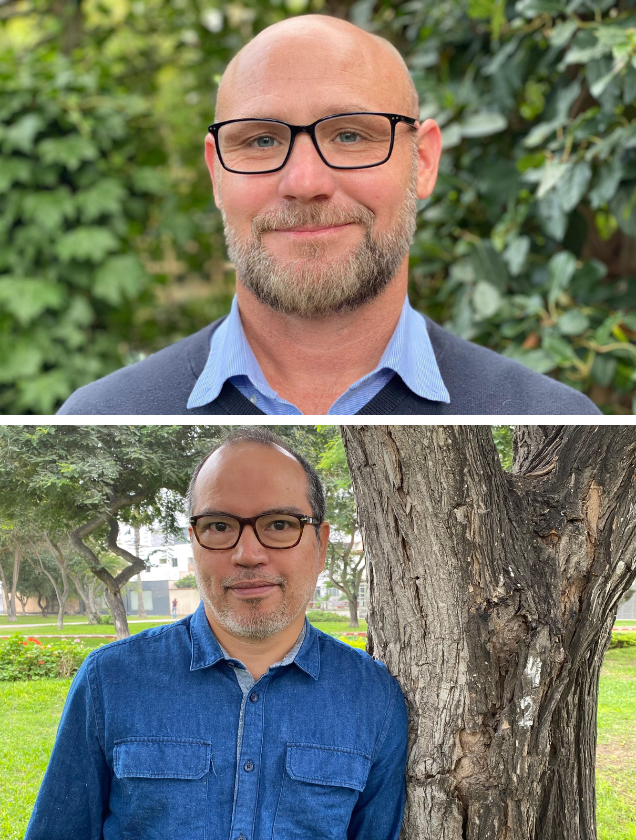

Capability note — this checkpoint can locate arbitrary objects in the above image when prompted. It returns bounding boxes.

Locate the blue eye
[336,131,360,144]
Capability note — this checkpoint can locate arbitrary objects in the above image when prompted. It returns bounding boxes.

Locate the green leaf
[131,167,169,195]
[2,114,44,154]
[75,178,127,222]
[471,240,510,291]
[549,19,579,48]
[0,339,42,383]
[556,309,590,335]
[503,235,530,276]
[609,184,636,238]
[537,160,569,200]
[547,251,577,306]
[588,156,623,208]
[523,119,562,149]
[0,277,65,325]
[515,0,566,18]
[473,281,502,318]
[505,347,556,374]
[590,354,617,387]
[459,112,508,138]
[0,157,32,193]
[55,227,120,263]
[542,332,579,364]
[557,160,592,212]
[536,191,567,242]
[21,187,76,232]
[93,254,150,305]
[37,135,99,171]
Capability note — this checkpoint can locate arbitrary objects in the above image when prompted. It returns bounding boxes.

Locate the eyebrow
[192,506,309,518]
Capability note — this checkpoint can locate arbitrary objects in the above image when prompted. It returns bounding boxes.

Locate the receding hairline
[214,16,419,121]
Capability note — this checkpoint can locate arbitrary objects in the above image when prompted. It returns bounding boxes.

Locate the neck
[235,267,408,415]
[204,606,306,681]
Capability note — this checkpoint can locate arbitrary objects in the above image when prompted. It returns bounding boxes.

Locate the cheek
[219,172,280,228]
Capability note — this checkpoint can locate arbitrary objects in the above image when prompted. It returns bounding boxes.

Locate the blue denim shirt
[25,603,408,840]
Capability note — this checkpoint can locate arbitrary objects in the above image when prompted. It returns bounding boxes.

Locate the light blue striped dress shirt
[187,295,450,414]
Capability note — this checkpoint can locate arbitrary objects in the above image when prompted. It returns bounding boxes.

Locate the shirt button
[249,394,258,404]
[244,759,255,772]
[237,836,247,840]
[249,692,259,703]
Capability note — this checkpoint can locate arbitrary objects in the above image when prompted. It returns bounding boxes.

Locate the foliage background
[0,0,635,413]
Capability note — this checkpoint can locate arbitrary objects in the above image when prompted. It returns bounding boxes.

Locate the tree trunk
[37,593,48,617]
[347,598,359,628]
[134,526,147,619]
[103,587,130,640]
[0,558,17,621]
[69,572,102,624]
[341,425,636,840]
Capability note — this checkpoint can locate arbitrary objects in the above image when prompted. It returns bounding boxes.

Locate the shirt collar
[187,297,279,409]
[189,601,320,680]
[187,294,449,410]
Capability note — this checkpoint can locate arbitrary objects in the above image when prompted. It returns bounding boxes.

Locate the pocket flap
[286,744,370,792]
[114,738,211,780]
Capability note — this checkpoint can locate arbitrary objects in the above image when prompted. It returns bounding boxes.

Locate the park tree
[341,425,636,840]
[0,425,223,639]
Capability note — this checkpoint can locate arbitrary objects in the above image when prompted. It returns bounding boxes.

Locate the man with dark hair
[25,430,408,840]
[57,15,599,416]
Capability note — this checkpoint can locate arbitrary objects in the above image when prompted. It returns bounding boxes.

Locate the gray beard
[220,163,418,319]
[194,565,316,641]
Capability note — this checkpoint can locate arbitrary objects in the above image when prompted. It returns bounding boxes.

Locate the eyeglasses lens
[194,514,302,548]
[217,114,392,173]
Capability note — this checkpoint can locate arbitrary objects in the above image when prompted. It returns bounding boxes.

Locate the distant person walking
[171,598,177,619]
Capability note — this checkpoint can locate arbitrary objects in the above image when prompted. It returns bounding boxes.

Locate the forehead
[217,22,412,122]
[193,442,311,513]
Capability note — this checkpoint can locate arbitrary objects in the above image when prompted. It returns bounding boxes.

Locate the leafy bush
[396,0,636,413]
[96,613,114,625]
[609,631,636,649]
[306,610,349,623]
[0,635,91,681]
[174,574,198,589]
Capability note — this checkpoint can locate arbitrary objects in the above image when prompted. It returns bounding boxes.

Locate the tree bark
[70,515,146,639]
[69,571,102,624]
[134,526,147,619]
[1,548,21,621]
[341,425,636,840]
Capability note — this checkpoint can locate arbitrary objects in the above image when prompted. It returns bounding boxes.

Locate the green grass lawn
[597,646,636,840]
[0,679,71,840]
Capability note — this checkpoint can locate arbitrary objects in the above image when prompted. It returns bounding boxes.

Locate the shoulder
[315,629,395,688]
[85,618,191,673]
[56,321,222,415]
[425,317,601,415]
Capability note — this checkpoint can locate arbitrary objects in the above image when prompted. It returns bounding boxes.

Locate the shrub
[174,574,198,589]
[96,613,114,625]
[305,610,349,623]
[0,635,91,681]
[609,631,636,649]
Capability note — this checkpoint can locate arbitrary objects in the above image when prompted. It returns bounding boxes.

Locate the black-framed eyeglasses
[208,112,418,175]
[189,512,321,550]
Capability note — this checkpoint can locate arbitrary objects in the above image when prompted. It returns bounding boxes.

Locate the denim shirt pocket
[113,737,212,840]
[272,744,371,840]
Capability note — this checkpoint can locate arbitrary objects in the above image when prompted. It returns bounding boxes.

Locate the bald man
[58,15,599,416]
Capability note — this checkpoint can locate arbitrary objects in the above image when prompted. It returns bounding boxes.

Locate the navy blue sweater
[57,316,601,415]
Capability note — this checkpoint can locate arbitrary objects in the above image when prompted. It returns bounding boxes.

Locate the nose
[230,524,270,567]
[277,132,337,204]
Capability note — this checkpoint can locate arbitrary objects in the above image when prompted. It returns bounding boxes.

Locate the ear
[204,134,222,210]
[317,521,330,574]
[415,118,442,201]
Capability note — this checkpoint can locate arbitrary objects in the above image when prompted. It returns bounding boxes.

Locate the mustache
[221,572,286,590]
[251,202,375,235]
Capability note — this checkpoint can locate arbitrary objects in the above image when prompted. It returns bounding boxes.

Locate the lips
[228,581,280,597]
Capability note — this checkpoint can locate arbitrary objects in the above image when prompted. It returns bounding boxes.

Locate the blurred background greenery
[0,0,635,414]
